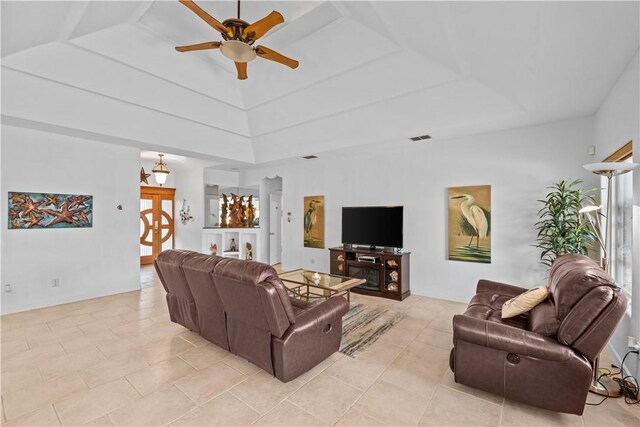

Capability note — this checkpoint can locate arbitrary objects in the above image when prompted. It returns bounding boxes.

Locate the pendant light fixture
[152,154,170,186]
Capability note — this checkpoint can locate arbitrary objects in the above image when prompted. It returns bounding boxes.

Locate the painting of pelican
[303,195,325,248]
[448,185,491,263]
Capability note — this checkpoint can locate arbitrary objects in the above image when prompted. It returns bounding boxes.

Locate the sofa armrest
[289,296,315,311]
[453,314,573,362]
[287,296,349,336]
[272,296,349,382]
[476,279,528,297]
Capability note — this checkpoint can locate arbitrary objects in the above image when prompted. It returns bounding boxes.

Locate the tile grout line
[328,326,417,426]
[438,382,503,408]
[285,397,332,424]
[51,402,64,426]
[336,311,441,425]
[227,389,265,418]
[0,396,6,424]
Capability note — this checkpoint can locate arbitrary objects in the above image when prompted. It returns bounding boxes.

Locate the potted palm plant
[534,179,596,268]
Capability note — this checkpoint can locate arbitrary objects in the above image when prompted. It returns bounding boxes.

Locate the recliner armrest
[453,314,573,362]
[285,296,349,338]
[476,279,528,297]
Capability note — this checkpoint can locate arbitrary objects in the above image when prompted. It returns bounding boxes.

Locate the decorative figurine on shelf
[313,271,321,284]
[229,238,238,252]
[246,195,256,227]
[179,199,194,225]
[220,194,229,227]
[228,193,245,228]
[245,242,253,260]
[389,271,399,281]
[210,243,218,256]
[387,283,399,292]
[387,259,398,267]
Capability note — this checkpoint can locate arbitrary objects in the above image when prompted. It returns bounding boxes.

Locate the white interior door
[269,193,282,265]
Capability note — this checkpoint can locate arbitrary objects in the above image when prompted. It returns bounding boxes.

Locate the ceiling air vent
[303,155,318,159]
[409,134,432,141]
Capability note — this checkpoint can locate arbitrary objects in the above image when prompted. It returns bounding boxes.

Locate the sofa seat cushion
[464,292,528,330]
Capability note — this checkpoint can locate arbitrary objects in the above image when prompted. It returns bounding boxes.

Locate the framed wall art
[9,192,93,229]
[303,195,324,248]
[448,185,491,263]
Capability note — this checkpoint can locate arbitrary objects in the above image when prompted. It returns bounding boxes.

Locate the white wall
[1,125,140,314]
[241,117,597,302]
[594,49,639,377]
[174,168,204,251]
[259,177,283,264]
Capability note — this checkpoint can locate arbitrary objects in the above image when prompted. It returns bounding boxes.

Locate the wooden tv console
[328,247,410,301]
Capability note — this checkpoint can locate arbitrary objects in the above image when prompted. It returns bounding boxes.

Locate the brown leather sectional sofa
[154,249,349,382]
[450,253,627,415]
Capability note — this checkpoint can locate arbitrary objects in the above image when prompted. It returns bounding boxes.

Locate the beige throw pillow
[501,286,549,319]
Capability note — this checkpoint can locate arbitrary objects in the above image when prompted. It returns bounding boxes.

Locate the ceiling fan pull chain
[237,0,241,19]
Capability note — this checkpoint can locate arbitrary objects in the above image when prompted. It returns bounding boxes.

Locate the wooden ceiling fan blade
[243,11,284,40]
[235,62,248,80]
[179,0,230,36]
[255,45,299,69]
[175,41,221,52]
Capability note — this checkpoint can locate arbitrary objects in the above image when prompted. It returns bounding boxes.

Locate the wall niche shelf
[202,228,262,262]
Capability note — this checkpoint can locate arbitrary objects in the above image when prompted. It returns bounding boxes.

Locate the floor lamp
[583,161,639,397]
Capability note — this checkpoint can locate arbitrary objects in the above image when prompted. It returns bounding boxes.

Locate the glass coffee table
[278,269,364,304]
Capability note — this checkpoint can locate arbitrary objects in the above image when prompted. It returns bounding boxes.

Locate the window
[604,142,633,299]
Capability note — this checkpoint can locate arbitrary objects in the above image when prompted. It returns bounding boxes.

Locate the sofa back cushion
[154,249,200,332]
[213,258,294,338]
[548,254,614,320]
[548,254,627,361]
[181,253,228,349]
[528,300,561,337]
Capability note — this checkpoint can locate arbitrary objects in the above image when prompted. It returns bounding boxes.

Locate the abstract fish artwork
[8,192,93,229]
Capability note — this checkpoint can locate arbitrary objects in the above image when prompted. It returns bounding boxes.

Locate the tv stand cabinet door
[330,249,346,275]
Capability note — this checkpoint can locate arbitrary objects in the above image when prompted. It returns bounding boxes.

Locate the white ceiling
[2,1,638,169]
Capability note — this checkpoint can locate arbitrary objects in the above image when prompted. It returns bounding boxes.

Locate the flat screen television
[341,206,403,249]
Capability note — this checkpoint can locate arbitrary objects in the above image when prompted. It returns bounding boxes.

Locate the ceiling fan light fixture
[220,40,256,62]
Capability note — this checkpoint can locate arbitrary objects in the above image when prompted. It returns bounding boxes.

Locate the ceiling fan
[175,0,299,80]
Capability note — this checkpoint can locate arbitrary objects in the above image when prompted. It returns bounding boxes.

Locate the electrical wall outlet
[4,284,12,293]
[310,258,315,265]
[52,278,60,287]
[628,336,640,352]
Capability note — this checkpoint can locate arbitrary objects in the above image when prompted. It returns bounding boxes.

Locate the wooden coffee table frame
[278,269,365,304]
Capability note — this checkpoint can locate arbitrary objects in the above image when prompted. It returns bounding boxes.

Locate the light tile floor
[1,266,639,426]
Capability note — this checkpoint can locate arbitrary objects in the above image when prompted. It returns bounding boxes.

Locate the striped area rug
[340,303,404,357]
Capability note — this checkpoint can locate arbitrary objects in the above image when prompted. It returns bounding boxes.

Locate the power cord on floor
[586,350,640,406]
[613,350,640,405]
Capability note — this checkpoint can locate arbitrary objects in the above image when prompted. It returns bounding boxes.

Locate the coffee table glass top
[278,269,363,291]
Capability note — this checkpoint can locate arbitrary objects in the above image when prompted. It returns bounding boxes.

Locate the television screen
[341,206,403,248]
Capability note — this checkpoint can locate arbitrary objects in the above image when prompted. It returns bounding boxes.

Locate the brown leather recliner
[154,249,200,333]
[180,253,228,349]
[154,250,349,382]
[450,254,627,415]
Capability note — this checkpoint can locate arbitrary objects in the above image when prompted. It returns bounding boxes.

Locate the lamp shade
[583,162,639,176]
[151,154,170,186]
[154,171,168,185]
